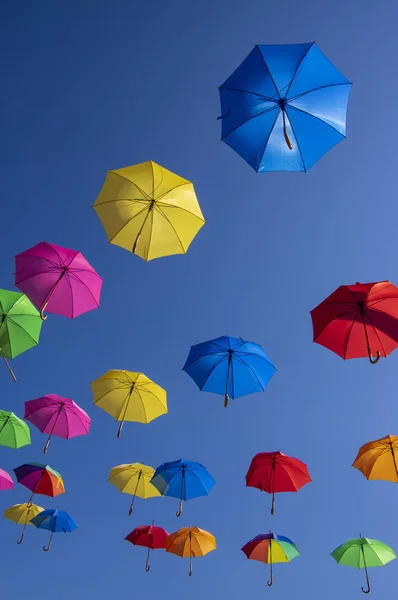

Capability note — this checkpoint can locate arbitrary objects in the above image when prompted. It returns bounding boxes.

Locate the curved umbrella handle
[145,546,151,572]
[16,531,25,545]
[361,584,370,594]
[362,569,371,594]
[43,531,54,552]
[176,498,183,517]
[267,563,273,586]
[368,349,380,364]
[40,302,48,321]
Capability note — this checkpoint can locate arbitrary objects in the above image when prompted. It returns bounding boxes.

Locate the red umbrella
[310,281,398,364]
[125,523,169,571]
[245,451,311,515]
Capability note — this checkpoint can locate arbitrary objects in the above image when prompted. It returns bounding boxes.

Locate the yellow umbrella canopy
[90,370,168,437]
[108,462,160,515]
[4,502,44,545]
[353,434,398,482]
[92,160,205,261]
[166,526,216,576]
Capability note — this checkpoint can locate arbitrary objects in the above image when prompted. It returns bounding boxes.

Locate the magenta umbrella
[14,242,103,320]
[24,394,91,453]
[0,468,14,491]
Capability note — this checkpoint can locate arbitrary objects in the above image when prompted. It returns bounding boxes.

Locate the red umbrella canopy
[125,524,169,572]
[245,451,311,515]
[310,281,398,364]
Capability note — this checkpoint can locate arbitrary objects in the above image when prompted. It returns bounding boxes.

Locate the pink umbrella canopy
[14,241,103,320]
[24,394,91,453]
[0,468,14,491]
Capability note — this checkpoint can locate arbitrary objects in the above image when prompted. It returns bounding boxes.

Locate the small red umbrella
[310,281,398,364]
[125,523,169,571]
[245,451,311,515]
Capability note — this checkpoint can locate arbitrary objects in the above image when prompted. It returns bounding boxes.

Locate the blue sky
[1,0,397,598]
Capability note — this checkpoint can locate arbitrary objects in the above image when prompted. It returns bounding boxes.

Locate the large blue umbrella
[218,42,352,172]
[30,508,78,551]
[183,335,276,407]
[151,459,215,517]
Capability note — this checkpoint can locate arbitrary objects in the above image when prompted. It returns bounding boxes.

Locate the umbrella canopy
[92,160,205,261]
[218,42,351,172]
[109,463,160,515]
[4,502,44,544]
[91,370,168,437]
[0,410,31,449]
[352,435,398,483]
[245,451,311,515]
[331,536,396,594]
[125,523,169,571]
[13,463,65,506]
[24,393,91,454]
[242,533,300,587]
[151,459,216,517]
[0,289,42,381]
[0,468,14,491]
[15,241,103,320]
[310,281,398,364]
[183,335,276,407]
[166,527,216,576]
[30,508,78,551]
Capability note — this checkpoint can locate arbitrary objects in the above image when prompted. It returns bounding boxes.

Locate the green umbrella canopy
[0,410,31,449]
[331,537,396,593]
[0,289,42,381]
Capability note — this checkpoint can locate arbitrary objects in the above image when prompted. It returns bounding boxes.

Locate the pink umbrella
[14,242,103,320]
[0,468,14,491]
[24,394,91,453]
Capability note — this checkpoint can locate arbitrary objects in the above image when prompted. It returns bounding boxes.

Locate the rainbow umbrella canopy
[15,241,103,320]
[242,533,300,586]
[0,289,42,381]
[24,394,91,454]
[13,463,65,506]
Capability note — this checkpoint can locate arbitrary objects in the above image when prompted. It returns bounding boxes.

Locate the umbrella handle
[224,393,229,408]
[217,109,230,120]
[117,420,124,438]
[2,357,17,382]
[40,302,48,321]
[128,496,135,516]
[368,349,380,364]
[189,552,194,576]
[271,491,275,515]
[44,437,51,454]
[145,546,151,572]
[267,562,273,586]
[362,584,371,594]
[16,531,25,545]
[43,531,54,552]
[176,498,183,517]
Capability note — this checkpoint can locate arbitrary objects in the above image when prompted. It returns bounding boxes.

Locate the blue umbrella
[183,335,276,407]
[151,459,215,517]
[30,508,78,551]
[218,42,352,172]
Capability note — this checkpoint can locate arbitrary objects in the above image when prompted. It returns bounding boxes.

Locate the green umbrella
[331,536,396,594]
[0,410,31,449]
[0,289,43,381]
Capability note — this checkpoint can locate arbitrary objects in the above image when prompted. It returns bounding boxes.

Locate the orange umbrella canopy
[165,526,216,576]
[352,435,398,482]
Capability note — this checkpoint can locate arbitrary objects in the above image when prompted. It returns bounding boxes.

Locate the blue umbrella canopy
[183,335,276,406]
[218,42,352,172]
[30,508,78,552]
[151,459,216,517]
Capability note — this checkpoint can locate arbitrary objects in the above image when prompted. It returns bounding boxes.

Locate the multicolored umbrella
[311,281,398,364]
[352,435,398,482]
[15,241,103,320]
[93,160,205,261]
[13,463,65,506]
[242,533,300,586]
[125,523,169,571]
[91,370,168,437]
[218,42,351,172]
[0,468,14,491]
[183,335,275,407]
[0,410,31,449]
[108,463,160,515]
[151,459,216,517]
[30,508,78,551]
[245,451,311,515]
[0,289,42,381]
[165,526,216,576]
[331,536,396,594]
[24,394,91,453]
[4,502,44,544]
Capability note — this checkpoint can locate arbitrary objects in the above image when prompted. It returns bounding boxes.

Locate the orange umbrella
[165,526,216,576]
[353,435,398,482]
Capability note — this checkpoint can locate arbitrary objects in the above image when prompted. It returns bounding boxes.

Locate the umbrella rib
[286,105,346,138]
[283,110,307,172]
[5,317,38,351]
[233,354,266,392]
[111,172,153,201]
[221,105,279,142]
[363,309,387,357]
[255,45,281,99]
[257,109,281,171]
[156,201,205,222]
[312,306,359,343]
[219,86,279,102]
[199,355,228,391]
[154,207,186,252]
[183,350,225,369]
[287,82,350,103]
[342,314,359,359]
[284,42,315,98]
[107,205,150,244]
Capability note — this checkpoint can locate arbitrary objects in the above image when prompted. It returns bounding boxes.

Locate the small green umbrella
[331,536,396,594]
[0,410,31,449]
[0,289,43,381]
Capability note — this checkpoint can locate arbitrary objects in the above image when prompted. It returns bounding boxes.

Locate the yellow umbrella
[166,526,216,576]
[92,160,205,261]
[4,502,44,544]
[90,370,168,437]
[352,434,398,482]
[108,462,160,515]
